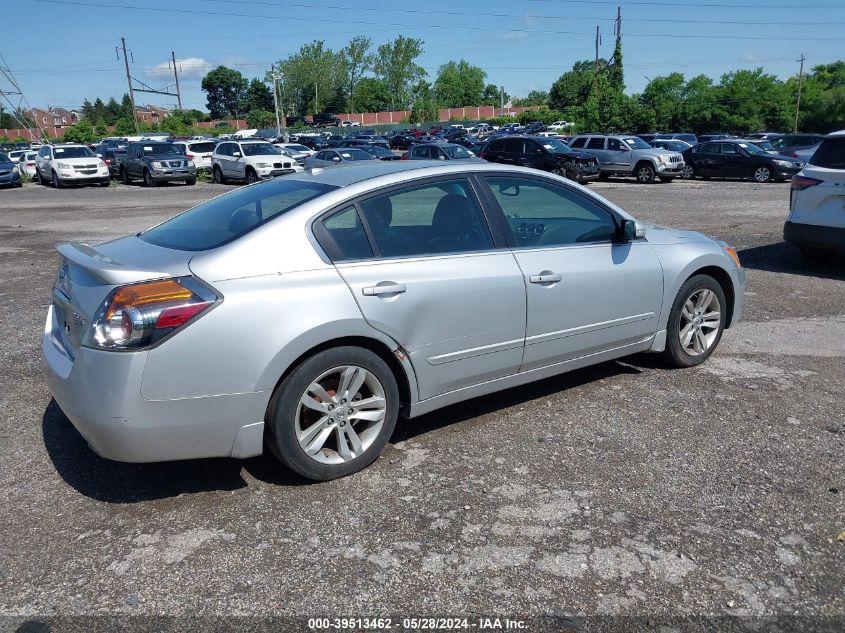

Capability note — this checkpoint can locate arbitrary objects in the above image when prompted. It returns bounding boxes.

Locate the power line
[29,0,845,41]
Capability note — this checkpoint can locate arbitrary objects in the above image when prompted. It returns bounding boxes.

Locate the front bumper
[151,168,196,182]
[42,306,265,463]
[774,165,802,179]
[657,161,685,174]
[259,168,298,178]
[784,221,845,252]
[56,172,110,185]
[0,171,21,186]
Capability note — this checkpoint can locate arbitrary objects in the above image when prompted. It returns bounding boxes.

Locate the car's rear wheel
[267,346,399,481]
[753,165,772,183]
[186,177,196,186]
[213,165,225,184]
[662,275,726,368]
[635,163,656,184]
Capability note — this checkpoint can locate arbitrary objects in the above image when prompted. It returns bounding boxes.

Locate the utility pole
[500,85,504,115]
[595,26,601,73]
[794,54,805,134]
[314,82,318,113]
[171,51,182,110]
[616,6,622,42]
[120,37,138,131]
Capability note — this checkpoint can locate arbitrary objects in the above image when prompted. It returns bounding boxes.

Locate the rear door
[480,174,663,370]
[585,136,607,165]
[719,143,747,178]
[324,177,527,400]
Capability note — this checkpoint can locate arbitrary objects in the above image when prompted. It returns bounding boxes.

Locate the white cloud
[146,57,213,81]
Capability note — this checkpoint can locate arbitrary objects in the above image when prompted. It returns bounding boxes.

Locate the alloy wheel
[754,166,771,183]
[636,165,655,183]
[681,165,694,179]
[678,288,722,356]
[296,365,387,465]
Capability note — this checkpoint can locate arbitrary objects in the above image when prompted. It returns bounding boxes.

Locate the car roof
[826,130,845,138]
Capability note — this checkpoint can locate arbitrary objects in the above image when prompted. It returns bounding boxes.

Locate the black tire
[52,171,62,188]
[213,165,225,184]
[681,165,694,179]
[267,346,400,481]
[120,168,131,185]
[34,170,43,185]
[659,176,675,183]
[143,169,156,187]
[661,274,727,368]
[799,246,836,262]
[753,165,772,183]
[245,167,258,184]
[186,177,196,186]
[551,167,565,178]
[634,162,656,184]
[598,172,610,180]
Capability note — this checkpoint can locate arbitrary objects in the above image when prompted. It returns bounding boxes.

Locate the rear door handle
[529,273,562,284]
[363,283,407,296]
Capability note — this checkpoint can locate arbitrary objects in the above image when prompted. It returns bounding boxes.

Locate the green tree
[513,90,549,107]
[640,73,686,131]
[104,97,122,124]
[607,37,624,93]
[549,61,599,112]
[80,98,94,120]
[61,119,96,143]
[244,78,274,112]
[481,84,507,107]
[201,66,249,119]
[114,117,136,135]
[353,77,392,113]
[342,35,373,112]
[120,93,134,119]
[273,40,347,115]
[715,68,791,133]
[245,109,276,129]
[374,36,426,110]
[433,59,486,108]
[94,118,108,136]
[410,80,438,123]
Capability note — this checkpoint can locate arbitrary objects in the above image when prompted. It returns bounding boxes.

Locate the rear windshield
[809,138,845,169]
[188,142,216,153]
[139,179,337,251]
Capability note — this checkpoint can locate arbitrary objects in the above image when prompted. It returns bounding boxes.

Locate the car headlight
[255,162,271,168]
[12,166,19,174]
[151,161,165,169]
[187,160,195,167]
[658,154,670,163]
[773,159,792,167]
[57,162,71,170]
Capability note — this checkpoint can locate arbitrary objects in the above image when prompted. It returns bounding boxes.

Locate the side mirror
[232,151,242,157]
[331,156,341,162]
[617,219,637,242]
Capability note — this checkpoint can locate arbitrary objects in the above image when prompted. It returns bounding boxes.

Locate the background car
[569,134,684,183]
[120,141,196,187]
[741,139,779,154]
[294,134,330,151]
[481,136,601,183]
[654,132,699,146]
[681,139,803,182]
[404,143,483,162]
[342,135,391,151]
[649,139,693,153]
[212,140,302,184]
[17,151,38,179]
[340,120,361,128]
[769,134,827,157]
[42,161,745,482]
[304,147,377,169]
[0,152,22,188]
[312,112,341,128]
[357,145,401,161]
[784,130,845,260]
[34,144,110,188]
[171,139,217,172]
[273,142,315,166]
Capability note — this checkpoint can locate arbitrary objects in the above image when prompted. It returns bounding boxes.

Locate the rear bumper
[784,221,845,252]
[42,306,265,463]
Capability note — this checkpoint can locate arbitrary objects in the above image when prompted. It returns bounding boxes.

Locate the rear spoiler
[56,242,168,285]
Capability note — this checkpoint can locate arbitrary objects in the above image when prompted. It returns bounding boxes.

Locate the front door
[605,138,632,170]
[329,178,527,400]
[480,174,664,370]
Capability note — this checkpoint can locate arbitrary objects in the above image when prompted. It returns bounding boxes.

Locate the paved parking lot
[0,178,843,631]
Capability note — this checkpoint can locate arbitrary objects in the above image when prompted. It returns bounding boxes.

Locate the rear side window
[140,179,336,251]
[319,206,373,261]
[569,138,586,148]
[487,139,505,152]
[504,138,524,153]
[586,137,605,150]
[809,138,845,169]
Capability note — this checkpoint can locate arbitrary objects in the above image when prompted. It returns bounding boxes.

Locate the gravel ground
[0,177,843,633]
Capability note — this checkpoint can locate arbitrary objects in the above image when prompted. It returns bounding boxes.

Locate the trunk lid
[51,237,195,352]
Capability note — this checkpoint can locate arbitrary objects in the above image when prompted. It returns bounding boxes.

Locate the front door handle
[363,283,407,296]
[529,273,562,284]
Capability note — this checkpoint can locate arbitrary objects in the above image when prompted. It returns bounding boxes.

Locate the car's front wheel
[143,169,156,187]
[267,346,400,481]
[681,165,694,179]
[213,165,225,184]
[51,171,62,188]
[662,275,726,368]
[753,165,772,183]
[635,163,656,184]
[246,167,258,184]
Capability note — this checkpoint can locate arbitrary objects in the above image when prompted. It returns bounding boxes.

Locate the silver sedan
[43,162,745,480]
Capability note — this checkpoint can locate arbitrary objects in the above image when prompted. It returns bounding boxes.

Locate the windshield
[737,142,766,155]
[141,144,180,156]
[442,145,473,159]
[140,179,337,251]
[622,137,651,149]
[53,146,96,159]
[286,144,310,152]
[242,143,281,156]
[753,141,775,152]
[809,138,845,169]
[337,149,375,161]
[363,145,392,157]
[541,139,573,154]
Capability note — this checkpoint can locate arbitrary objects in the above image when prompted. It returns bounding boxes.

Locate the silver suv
[569,134,685,183]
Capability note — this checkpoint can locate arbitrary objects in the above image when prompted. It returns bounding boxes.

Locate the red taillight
[155,302,211,329]
[186,153,194,159]
[479,152,488,160]
[791,175,822,190]
[401,153,408,160]
[104,159,112,165]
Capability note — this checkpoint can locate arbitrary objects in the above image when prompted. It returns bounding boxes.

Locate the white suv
[171,139,217,172]
[34,144,110,188]
[784,130,845,260]
[211,140,303,184]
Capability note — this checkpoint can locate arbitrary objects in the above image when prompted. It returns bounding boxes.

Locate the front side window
[607,138,625,151]
[622,137,651,149]
[358,179,493,258]
[140,179,336,251]
[485,176,618,247]
[442,145,472,159]
[720,143,739,155]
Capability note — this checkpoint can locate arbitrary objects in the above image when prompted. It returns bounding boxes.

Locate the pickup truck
[119,141,197,186]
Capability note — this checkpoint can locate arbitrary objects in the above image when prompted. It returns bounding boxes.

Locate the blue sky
[5,0,845,113]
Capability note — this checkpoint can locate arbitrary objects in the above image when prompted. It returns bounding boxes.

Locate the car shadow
[41,399,310,503]
[43,359,651,502]
[737,242,845,281]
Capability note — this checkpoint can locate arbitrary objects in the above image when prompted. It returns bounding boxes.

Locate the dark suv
[681,139,803,182]
[480,136,601,183]
[312,112,341,128]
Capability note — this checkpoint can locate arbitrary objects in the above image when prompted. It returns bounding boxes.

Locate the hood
[771,153,803,163]
[553,150,598,161]
[641,223,715,245]
[147,153,188,160]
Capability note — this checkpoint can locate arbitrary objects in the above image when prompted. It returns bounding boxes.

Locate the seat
[228,207,260,235]
[360,196,415,257]
[427,194,489,252]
